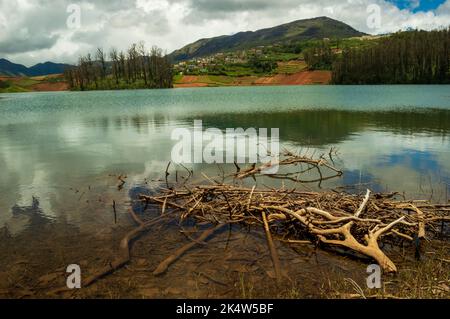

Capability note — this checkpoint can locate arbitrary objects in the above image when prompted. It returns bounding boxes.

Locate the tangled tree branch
[51,149,448,294]
[229,149,343,187]
[142,185,450,274]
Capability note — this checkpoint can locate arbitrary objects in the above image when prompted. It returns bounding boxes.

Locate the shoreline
[174,70,332,88]
[2,78,450,95]
[1,169,448,299]
[0,74,69,94]
[0,70,332,93]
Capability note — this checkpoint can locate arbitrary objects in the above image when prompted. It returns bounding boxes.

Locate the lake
[1,85,450,298]
[1,85,450,235]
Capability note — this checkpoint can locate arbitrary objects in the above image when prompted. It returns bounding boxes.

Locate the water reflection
[6,197,54,235]
[0,86,449,235]
[187,109,450,146]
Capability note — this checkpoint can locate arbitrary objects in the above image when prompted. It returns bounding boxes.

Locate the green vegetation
[303,43,334,70]
[0,77,54,93]
[170,17,365,62]
[235,28,449,85]
[173,74,240,87]
[174,54,276,78]
[65,43,173,91]
[0,79,8,89]
[247,56,278,73]
[294,37,379,70]
[313,244,450,299]
[207,75,235,85]
[173,35,379,79]
[13,78,40,87]
[275,61,307,74]
[5,27,448,92]
[0,83,29,93]
[333,29,450,84]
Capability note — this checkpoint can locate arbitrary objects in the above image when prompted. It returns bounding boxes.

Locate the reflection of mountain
[2,107,450,152]
[369,110,450,135]
[183,109,450,146]
[83,109,450,147]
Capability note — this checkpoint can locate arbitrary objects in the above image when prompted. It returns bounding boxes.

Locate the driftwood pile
[141,185,449,277]
[68,150,450,290]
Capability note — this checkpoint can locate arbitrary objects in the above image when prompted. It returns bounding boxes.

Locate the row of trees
[332,29,450,84]
[64,42,173,90]
[0,80,8,89]
[303,42,334,70]
[247,56,278,73]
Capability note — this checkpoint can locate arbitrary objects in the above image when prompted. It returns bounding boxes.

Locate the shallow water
[1,86,450,233]
[0,86,450,297]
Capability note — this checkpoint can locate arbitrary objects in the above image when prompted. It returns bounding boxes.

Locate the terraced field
[276,60,308,74]
[174,69,331,88]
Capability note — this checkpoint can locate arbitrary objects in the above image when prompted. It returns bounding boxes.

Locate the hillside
[170,16,366,62]
[0,74,69,93]
[0,58,73,77]
[332,29,450,84]
[173,71,332,88]
[27,62,73,77]
[0,59,29,76]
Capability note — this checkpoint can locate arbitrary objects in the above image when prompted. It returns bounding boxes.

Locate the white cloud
[0,0,449,66]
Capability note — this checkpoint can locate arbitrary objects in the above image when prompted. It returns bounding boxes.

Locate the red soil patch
[175,71,332,88]
[0,76,19,82]
[0,75,69,92]
[180,75,200,83]
[255,71,331,85]
[175,75,209,87]
[31,82,69,91]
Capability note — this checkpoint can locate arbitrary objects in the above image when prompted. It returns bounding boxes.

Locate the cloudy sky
[0,0,449,66]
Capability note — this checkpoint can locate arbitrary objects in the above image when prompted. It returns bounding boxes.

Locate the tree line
[332,29,450,84]
[303,41,334,70]
[248,56,278,73]
[64,42,173,90]
[0,79,8,89]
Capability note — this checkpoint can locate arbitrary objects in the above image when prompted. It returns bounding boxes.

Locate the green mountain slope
[0,58,73,77]
[170,16,366,62]
[0,58,29,76]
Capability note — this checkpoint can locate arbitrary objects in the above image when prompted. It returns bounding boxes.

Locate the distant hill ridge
[170,16,366,62]
[0,58,72,77]
[1,17,366,75]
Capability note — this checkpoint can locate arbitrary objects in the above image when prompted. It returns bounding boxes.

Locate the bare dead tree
[96,48,107,80]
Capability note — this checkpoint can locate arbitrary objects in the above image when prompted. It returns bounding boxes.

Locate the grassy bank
[173,69,331,88]
[0,74,68,93]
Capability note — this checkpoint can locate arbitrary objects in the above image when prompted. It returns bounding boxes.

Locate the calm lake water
[1,85,450,236]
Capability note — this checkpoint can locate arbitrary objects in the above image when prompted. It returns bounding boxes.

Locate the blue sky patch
[378,149,439,173]
[388,0,446,12]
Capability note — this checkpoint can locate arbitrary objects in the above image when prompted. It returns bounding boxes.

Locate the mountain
[27,62,72,77]
[170,17,366,62]
[0,58,73,77]
[0,58,30,76]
